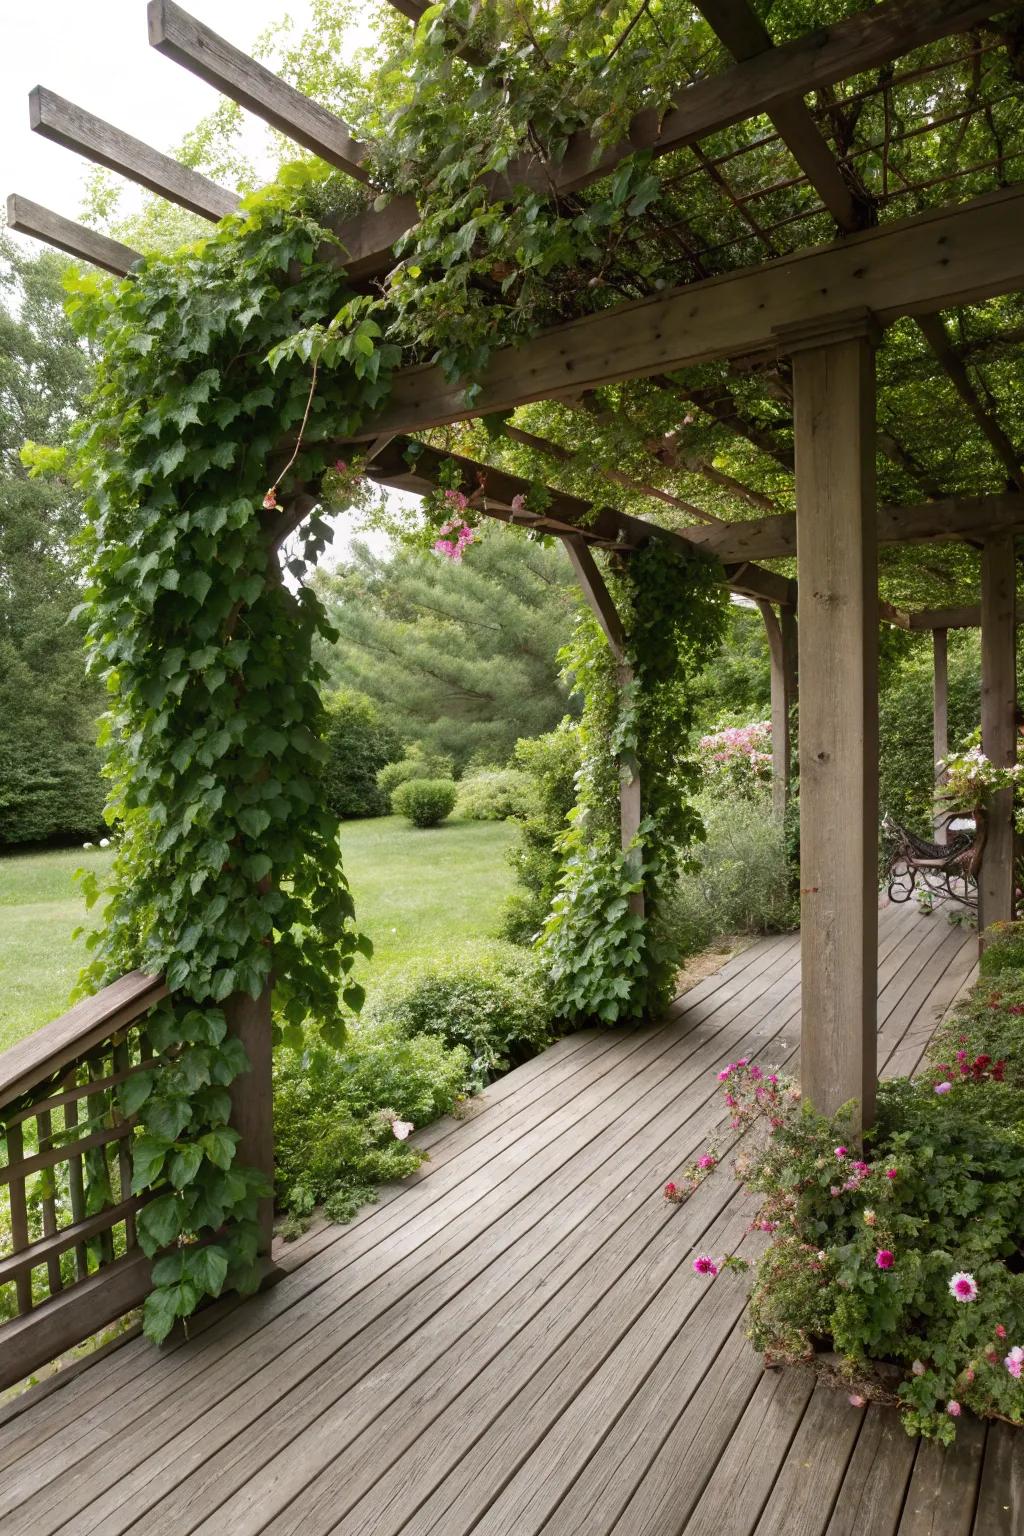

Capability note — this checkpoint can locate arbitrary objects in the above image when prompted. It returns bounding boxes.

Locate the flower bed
[665,925,1024,1443]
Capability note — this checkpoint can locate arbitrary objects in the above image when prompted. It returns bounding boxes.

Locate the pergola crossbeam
[685,490,1024,562]
[29,86,239,222]
[4,195,141,276]
[147,1,373,183]
[355,183,1024,438]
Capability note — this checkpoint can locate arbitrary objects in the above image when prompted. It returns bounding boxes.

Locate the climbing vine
[60,171,399,1340]
[541,541,727,1022]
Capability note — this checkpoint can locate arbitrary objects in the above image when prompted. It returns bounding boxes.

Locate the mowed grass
[0,816,517,1053]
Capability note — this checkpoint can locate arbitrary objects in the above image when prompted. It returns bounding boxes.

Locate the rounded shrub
[455,767,531,822]
[377,750,454,805]
[391,777,457,828]
[365,941,557,1086]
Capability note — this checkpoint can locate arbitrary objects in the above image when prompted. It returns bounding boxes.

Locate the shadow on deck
[1,901,1018,1535]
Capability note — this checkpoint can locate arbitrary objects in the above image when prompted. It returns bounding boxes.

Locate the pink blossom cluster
[697,721,773,780]
[663,1151,718,1206]
[718,1059,793,1133]
[931,1048,1006,1087]
[433,507,476,562]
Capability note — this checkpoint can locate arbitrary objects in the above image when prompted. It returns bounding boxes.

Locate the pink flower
[392,1119,414,1141]
[692,1255,718,1277]
[863,1209,877,1227]
[334,459,348,472]
[716,1069,730,1081]
[848,1393,865,1408]
[262,488,278,510]
[885,1168,898,1180]
[829,1186,841,1198]
[875,1249,894,1270]
[1004,1346,1024,1378]
[834,1147,848,1160]
[996,1324,1007,1340]
[949,1271,978,1303]
[946,1400,961,1417]
[664,1182,678,1200]
[510,493,528,513]
[697,1155,717,1171]
[935,1081,952,1095]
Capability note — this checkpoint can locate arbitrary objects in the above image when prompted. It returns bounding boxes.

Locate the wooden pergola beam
[5,195,141,276]
[147,1,373,184]
[354,184,1024,439]
[487,0,1003,201]
[29,86,238,222]
[915,314,1024,491]
[685,490,1024,562]
[353,434,795,607]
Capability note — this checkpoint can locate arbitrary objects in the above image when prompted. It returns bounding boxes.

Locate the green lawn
[0,816,517,1053]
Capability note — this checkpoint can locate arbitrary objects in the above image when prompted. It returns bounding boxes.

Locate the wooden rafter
[29,87,238,221]
[5,196,141,276]
[697,0,1024,500]
[147,2,374,183]
[354,183,1024,438]
[684,489,1024,562]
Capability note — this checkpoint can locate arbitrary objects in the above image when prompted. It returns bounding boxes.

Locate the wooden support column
[563,535,644,917]
[783,310,879,1131]
[980,533,1017,934]
[225,985,275,1256]
[757,600,798,819]
[933,628,949,844]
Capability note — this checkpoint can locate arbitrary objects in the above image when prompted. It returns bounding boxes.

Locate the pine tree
[315,525,578,767]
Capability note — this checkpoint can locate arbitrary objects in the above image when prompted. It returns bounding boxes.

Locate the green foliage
[727,958,1024,1441]
[322,688,402,819]
[978,920,1024,979]
[501,723,581,944]
[690,605,772,732]
[273,1021,471,1223]
[364,942,555,1087]
[61,174,402,1339]
[0,238,100,847]
[879,633,981,831]
[454,767,531,822]
[315,527,575,768]
[377,747,455,803]
[659,787,797,959]
[391,777,458,828]
[540,543,727,1023]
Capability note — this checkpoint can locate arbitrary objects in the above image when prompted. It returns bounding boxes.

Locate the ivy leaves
[68,189,380,1341]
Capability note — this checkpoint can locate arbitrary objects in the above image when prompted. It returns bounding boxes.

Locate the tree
[0,236,100,846]
[314,525,578,767]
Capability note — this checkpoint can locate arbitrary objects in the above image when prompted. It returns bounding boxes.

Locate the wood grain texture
[29,87,238,220]
[979,532,1017,933]
[148,1,371,182]
[4,195,140,276]
[354,184,1024,438]
[793,329,878,1129]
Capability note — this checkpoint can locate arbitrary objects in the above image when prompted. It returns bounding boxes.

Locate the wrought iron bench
[882,809,983,910]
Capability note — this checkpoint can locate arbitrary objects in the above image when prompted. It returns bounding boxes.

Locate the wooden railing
[0,972,168,1392]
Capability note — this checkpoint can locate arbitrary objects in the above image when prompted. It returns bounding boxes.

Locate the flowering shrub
[938,743,1024,810]
[695,721,773,795]
[710,1051,1024,1442]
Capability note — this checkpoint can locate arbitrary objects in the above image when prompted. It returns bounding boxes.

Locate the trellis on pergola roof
[6,0,1024,1216]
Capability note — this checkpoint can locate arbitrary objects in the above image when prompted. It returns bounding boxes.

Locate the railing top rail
[0,971,167,1110]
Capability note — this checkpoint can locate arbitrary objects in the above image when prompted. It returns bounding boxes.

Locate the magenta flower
[875,1249,895,1270]
[885,1168,898,1180]
[1004,1346,1024,1378]
[697,1155,717,1171]
[834,1146,848,1160]
[692,1255,718,1277]
[996,1324,1008,1340]
[949,1271,978,1302]
[935,1081,952,1095]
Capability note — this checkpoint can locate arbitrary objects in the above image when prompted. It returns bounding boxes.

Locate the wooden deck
[1,900,1019,1536]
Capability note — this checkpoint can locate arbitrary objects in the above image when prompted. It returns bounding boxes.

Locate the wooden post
[562,535,644,918]
[757,600,797,819]
[980,533,1017,935]
[225,985,275,1256]
[933,627,949,844]
[783,310,879,1132]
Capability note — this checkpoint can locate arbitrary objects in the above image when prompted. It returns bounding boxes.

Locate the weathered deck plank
[1,902,1014,1536]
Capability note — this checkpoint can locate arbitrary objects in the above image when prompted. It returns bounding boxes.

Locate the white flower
[392,1119,415,1141]
[99,838,111,848]
[82,842,94,850]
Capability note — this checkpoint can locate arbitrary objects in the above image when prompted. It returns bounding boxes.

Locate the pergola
[4,0,1024,1381]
